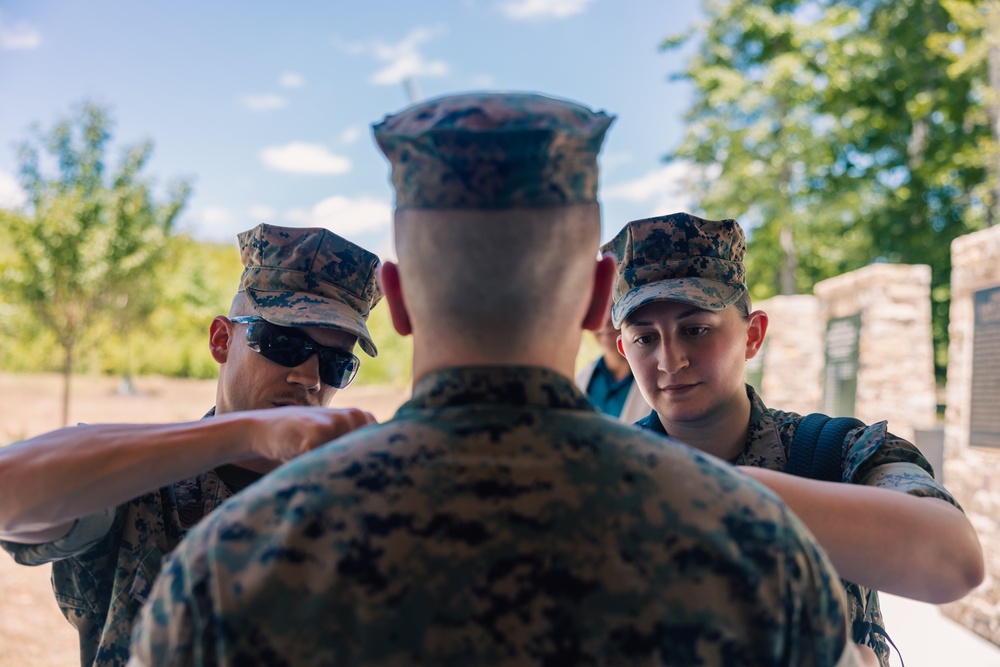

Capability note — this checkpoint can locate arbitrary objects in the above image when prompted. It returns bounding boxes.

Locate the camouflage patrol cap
[237,224,383,357]
[372,91,615,209]
[602,213,747,328]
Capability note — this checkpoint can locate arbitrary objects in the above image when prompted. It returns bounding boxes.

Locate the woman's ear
[209,316,233,364]
[582,252,617,331]
[379,261,413,336]
[745,310,769,360]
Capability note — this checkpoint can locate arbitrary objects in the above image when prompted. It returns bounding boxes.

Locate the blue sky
[0,0,702,258]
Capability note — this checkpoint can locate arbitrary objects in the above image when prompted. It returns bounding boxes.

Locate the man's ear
[209,316,233,364]
[582,253,617,331]
[745,310,769,360]
[379,261,412,336]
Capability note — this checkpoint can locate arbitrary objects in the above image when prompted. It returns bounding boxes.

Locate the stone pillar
[942,227,1000,643]
[812,264,937,442]
[753,294,823,415]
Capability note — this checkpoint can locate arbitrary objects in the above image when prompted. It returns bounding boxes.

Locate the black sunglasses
[229,316,360,389]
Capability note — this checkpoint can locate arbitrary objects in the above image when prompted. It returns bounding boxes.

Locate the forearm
[742,467,984,603]
[0,417,256,542]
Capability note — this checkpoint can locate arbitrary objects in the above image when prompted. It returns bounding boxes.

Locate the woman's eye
[685,326,709,336]
[634,334,654,346]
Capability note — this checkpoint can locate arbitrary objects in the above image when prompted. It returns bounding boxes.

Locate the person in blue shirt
[575,302,650,422]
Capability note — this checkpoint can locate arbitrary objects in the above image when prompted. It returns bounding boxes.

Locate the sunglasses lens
[318,352,360,389]
[248,322,313,367]
[245,321,360,388]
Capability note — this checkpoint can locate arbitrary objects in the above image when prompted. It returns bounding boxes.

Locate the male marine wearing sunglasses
[0,223,382,667]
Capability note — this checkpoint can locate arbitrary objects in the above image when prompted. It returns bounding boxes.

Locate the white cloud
[241,94,288,111]
[248,205,277,222]
[603,162,697,216]
[260,142,352,175]
[340,126,362,144]
[177,206,239,242]
[283,195,391,237]
[279,71,305,88]
[0,14,41,50]
[336,26,450,86]
[497,0,595,21]
[0,171,26,209]
[197,206,233,226]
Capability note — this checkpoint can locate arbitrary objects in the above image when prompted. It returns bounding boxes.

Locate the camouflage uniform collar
[638,385,780,466]
[740,384,787,468]
[404,366,596,413]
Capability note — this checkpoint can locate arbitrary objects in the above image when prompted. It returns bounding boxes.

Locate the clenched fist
[238,406,378,463]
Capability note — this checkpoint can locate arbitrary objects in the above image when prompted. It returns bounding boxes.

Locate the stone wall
[754,294,823,415]
[942,226,1000,642]
[754,267,936,440]
[754,260,992,642]
[812,263,937,442]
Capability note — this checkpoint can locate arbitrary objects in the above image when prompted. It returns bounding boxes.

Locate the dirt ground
[0,372,409,666]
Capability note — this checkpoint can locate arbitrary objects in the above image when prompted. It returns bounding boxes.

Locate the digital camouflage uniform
[130,367,859,667]
[636,385,961,667]
[129,92,860,667]
[0,226,382,667]
[0,436,255,666]
[237,224,383,358]
[602,213,748,323]
[606,212,963,667]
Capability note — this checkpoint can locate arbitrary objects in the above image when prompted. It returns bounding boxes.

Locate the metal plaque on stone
[821,314,860,418]
[969,284,1000,449]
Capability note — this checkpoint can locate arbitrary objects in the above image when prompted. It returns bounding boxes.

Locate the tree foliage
[0,231,413,389]
[665,0,994,379]
[1,101,191,423]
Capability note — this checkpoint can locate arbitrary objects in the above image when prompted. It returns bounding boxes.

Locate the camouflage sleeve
[777,505,860,667]
[0,506,118,565]
[842,421,961,510]
[859,461,959,507]
[128,537,207,667]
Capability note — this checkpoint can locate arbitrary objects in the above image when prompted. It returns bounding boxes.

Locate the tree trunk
[989,0,1000,226]
[774,100,798,295]
[779,223,798,295]
[61,338,74,427]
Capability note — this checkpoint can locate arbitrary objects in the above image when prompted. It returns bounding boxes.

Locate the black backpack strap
[788,416,900,665]
[786,413,865,482]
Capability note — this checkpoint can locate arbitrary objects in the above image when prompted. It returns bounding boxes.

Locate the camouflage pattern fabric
[0,408,254,667]
[238,223,383,357]
[636,384,962,667]
[373,92,614,209]
[602,213,747,327]
[129,367,860,667]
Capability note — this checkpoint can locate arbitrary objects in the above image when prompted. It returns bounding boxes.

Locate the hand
[241,406,377,463]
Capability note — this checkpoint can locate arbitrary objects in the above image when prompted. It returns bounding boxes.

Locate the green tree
[665,0,993,380]
[663,2,870,296]
[2,101,190,424]
[91,235,243,380]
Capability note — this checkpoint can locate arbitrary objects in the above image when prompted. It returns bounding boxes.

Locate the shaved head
[394,203,602,357]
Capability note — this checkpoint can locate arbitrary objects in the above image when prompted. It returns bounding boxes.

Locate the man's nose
[286,353,323,393]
